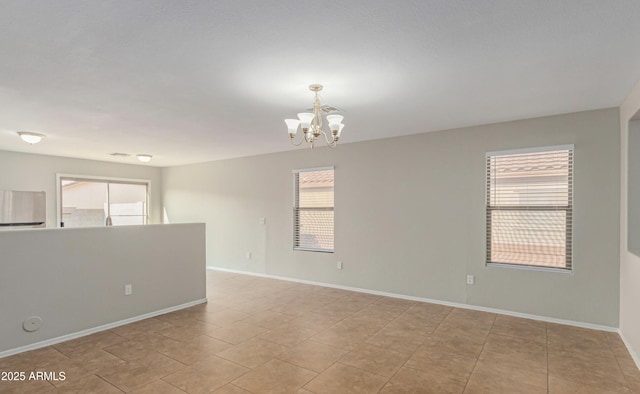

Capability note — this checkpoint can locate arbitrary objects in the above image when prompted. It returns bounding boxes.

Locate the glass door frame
[56,173,151,228]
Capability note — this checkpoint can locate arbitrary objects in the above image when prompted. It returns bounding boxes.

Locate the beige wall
[0,224,206,354]
[0,150,162,227]
[620,80,640,363]
[162,108,620,327]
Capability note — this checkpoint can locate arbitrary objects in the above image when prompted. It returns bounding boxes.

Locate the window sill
[293,248,334,253]
[486,262,573,274]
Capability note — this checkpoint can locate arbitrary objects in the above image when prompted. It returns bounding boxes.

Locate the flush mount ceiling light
[285,84,344,149]
[18,131,45,144]
[137,154,152,163]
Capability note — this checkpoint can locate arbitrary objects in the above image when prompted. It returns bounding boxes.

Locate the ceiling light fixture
[285,84,344,149]
[18,131,45,144]
[137,154,152,163]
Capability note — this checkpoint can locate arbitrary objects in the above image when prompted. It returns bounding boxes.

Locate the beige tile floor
[1,270,639,393]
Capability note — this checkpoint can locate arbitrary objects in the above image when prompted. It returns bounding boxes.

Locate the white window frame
[485,145,574,273]
[293,166,335,253]
[56,173,151,228]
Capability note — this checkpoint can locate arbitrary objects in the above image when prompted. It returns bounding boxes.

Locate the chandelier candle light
[285,84,344,148]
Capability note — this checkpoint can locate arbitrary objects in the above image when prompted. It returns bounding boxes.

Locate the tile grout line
[94,373,126,393]
[377,305,457,393]
[460,313,497,393]
[546,322,550,394]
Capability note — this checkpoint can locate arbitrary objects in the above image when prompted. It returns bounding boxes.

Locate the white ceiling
[1,1,640,167]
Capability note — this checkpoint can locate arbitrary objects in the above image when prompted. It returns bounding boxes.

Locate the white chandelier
[285,84,344,148]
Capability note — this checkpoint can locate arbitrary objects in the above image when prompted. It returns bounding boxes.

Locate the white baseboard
[0,298,208,359]
[619,330,640,371]
[208,266,618,333]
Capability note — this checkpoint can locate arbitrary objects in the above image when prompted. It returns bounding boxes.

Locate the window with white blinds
[294,168,334,252]
[486,146,573,271]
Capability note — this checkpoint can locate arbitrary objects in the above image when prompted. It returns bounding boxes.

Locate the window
[58,176,149,228]
[294,167,334,252]
[486,146,573,270]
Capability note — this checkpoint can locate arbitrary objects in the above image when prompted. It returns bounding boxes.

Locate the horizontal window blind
[486,148,573,270]
[294,169,334,252]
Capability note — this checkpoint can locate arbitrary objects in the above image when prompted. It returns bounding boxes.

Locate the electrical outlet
[337,261,343,270]
[246,251,252,260]
[466,275,474,285]
[124,284,132,295]
[259,217,266,225]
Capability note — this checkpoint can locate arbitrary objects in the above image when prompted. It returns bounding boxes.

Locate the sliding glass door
[60,177,149,228]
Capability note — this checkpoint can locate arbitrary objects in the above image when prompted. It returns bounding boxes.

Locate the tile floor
[1,270,639,393]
